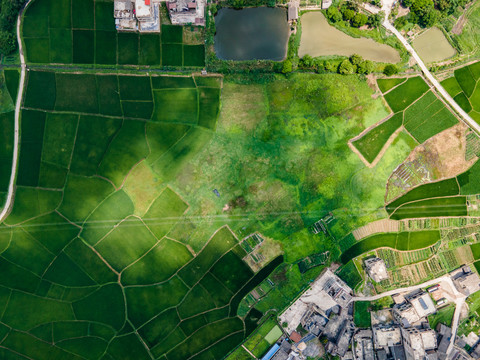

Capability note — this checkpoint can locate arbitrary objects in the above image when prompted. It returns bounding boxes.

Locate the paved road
[0,1,30,222]
[352,275,465,357]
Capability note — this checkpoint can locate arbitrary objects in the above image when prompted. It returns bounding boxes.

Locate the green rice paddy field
[440,61,480,122]
[22,0,205,67]
[352,76,458,164]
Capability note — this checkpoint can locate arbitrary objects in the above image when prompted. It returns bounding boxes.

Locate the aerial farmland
[1,0,480,359]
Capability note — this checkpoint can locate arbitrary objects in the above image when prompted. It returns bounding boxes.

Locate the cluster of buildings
[272,262,480,360]
[113,0,204,32]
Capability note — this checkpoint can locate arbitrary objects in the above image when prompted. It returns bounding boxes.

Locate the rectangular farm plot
[55,73,99,113]
[161,25,183,43]
[183,45,205,67]
[384,76,429,113]
[119,76,153,101]
[152,76,196,89]
[24,71,56,110]
[198,87,221,130]
[122,101,153,120]
[16,110,46,187]
[162,44,183,67]
[49,28,73,64]
[96,75,122,116]
[139,34,161,66]
[73,30,95,64]
[404,91,458,143]
[95,1,116,30]
[24,38,50,64]
[352,112,403,164]
[72,0,94,29]
[118,32,139,65]
[95,31,117,65]
[153,88,198,124]
[0,112,14,191]
[441,77,463,97]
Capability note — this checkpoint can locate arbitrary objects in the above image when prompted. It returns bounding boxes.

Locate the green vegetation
[354,302,372,327]
[386,178,460,214]
[428,304,455,328]
[383,76,430,113]
[341,231,441,263]
[22,1,205,67]
[377,78,406,93]
[404,91,458,143]
[337,261,363,288]
[352,112,403,163]
[390,196,467,219]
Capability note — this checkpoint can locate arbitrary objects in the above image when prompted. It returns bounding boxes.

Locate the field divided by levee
[0,69,276,360]
[441,61,480,124]
[351,75,459,165]
[22,0,205,67]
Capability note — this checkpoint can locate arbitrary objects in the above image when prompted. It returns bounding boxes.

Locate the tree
[394,15,408,29]
[282,59,293,74]
[352,13,368,27]
[367,13,382,27]
[350,54,363,65]
[0,31,16,55]
[342,8,356,21]
[300,54,314,68]
[383,64,398,76]
[357,60,375,74]
[324,60,337,72]
[338,59,355,75]
[326,6,342,22]
[419,8,439,27]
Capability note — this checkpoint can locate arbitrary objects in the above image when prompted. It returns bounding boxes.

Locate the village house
[365,257,389,283]
[451,266,480,296]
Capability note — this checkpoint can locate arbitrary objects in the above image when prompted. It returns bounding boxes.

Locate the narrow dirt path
[0,0,30,222]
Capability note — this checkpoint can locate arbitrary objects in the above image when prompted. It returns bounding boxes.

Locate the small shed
[287,3,298,21]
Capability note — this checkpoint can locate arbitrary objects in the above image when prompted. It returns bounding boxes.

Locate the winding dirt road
[0,1,30,222]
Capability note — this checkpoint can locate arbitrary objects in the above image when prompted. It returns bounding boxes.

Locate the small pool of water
[214,7,289,61]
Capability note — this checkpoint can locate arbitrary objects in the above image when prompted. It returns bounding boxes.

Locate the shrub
[384,64,399,76]
[326,6,342,22]
[352,13,368,27]
[339,59,355,75]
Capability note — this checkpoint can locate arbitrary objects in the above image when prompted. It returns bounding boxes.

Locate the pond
[298,12,401,63]
[412,27,456,63]
[214,7,289,61]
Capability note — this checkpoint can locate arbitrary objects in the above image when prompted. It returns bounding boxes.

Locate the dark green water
[214,7,289,61]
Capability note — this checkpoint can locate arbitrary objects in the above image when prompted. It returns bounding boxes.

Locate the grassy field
[352,112,403,164]
[390,196,467,220]
[0,68,444,359]
[22,0,205,67]
[354,301,371,328]
[428,304,455,328]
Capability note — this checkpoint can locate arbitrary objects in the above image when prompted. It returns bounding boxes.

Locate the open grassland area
[0,70,425,359]
[428,304,455,328]
[439,62,480,122]
[336,261,363,289]
[22,0,205,67]
[352,112,403,164]
[341,230,441,263]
